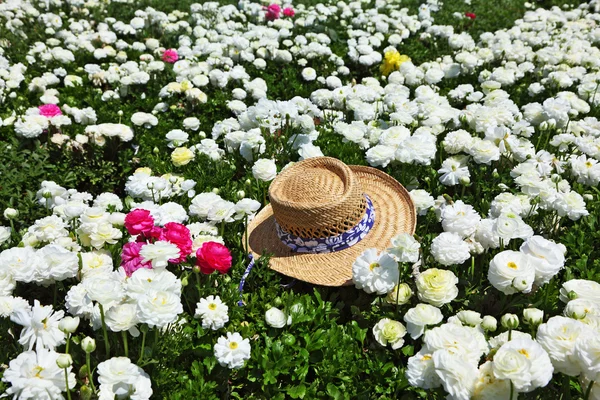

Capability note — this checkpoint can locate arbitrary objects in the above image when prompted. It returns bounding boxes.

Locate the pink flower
[196,242,232,274]
[465,12,476,20]
[38,104,62,117]
[163,222,192,263]
[283,7,295,17]
[162,49,179,63]
[124,209,155,235]
[265,4,281,21]
[121,242,151,276]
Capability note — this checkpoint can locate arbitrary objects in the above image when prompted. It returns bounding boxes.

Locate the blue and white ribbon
[238,195,375,306]
[275,195,375,253]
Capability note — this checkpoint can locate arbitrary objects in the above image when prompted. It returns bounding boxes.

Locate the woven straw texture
[246,157,416,287]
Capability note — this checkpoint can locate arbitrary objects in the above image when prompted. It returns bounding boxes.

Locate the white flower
[536,316,591,376]
[301,67,317,81]
[404,303,443,339]
[1,247,42,283]
[406,349,442,389]
[83,272,125,308]
[409,189,435,216]
[372,318,407,349]
[36,244,79,283]
[553,191,589,220]
[438,156,470,186]
[492,338,553,393]
[10,300,65,351]
[131,112,158,128]
[424,323,488,365]
[352,248,399,295]
[2,348,75,399]
[214,332,251,369]
[0,296,30,318]
[488,250,536,295]
[195,295,229,330]
[575,334,600,380]
[433,349,478,400]
[387,233,420,263]
[416,268,459,307]
[441,200,481,238]
[0,264,17,295]
[386,283,413,305]
[189,192,222,218]
[252,158,277,182]
[366,145,396,167]
[125,269,181,301]
[97,357,152,400]
[560,279,600,303]
[80,251,114,278]
[105,303,140,337]
[265,307,290,329]
[430,232,471,266]
[456,310,482,327]
[234,198,261,219]
[472,361,512,400]
[137,290,183,329]
[0,226,11,244]
[166,129,189,148]
[139,241,180,269]
[520,236,565,285]
[207,199,236,223]
[494,212,533,242]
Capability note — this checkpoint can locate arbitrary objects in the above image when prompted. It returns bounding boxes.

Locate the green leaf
[287,384,306,399]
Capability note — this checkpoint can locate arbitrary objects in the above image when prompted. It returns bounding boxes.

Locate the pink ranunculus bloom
[39,104,62,118]
[121,242,151,276]
[162,49,179,63]
[196,242,232,274]
[124,209,155,235]
[283,7,295,17]
[163,222,193,263]
[265,3,281,21]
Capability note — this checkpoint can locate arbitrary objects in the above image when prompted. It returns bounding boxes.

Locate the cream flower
[372,318,407,349]
[415,268,459,307]
[492,338,553,392]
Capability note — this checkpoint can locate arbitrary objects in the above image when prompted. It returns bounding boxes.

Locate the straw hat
[246,157,416,286]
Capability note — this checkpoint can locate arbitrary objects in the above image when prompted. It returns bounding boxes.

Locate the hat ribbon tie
[275,194,375,253]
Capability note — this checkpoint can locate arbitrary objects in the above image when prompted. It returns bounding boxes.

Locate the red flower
[283,7,295,17]
[465,12,476,20]
[196,242,232,274]
[163,222,193,263]
[265,4,281,21]
[162,49,179,63]
[124,209,155,235]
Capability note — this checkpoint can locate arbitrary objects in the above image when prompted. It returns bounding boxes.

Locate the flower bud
[3,208,18,219]
[236,190,246,199]
[385,283,413,305]
[568,290,578,300]
[81,337,96,353]
[501,313,519,330]
[583,194,593,201]
[58,316,80,334]
[512,276,531,292]
[492,169,500,179]
[565,302,587,320]
[245,179,252,187]
[212,188,220,195]
[198,131,206,139]
[523,308,543,326]
[482,315,497,332]
[265,307,288,328]
[80,385,93,400]
[117,110,123,116]
[56,353,73,369]
[153,147,160,154]
[459,176,470,186]
[181,275,189,287]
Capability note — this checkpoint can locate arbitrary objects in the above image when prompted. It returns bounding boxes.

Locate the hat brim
[246,165,416,286]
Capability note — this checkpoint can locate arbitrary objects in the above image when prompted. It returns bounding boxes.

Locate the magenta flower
[121,242,151,276]
[38,104,62,118]
[265,4,281,20]
[283,7,295,17]
[162,49,179,63]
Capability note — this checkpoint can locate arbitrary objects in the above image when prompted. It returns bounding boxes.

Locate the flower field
[2,0,600,398]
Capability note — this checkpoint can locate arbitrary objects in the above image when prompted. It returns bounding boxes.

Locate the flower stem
[195,270,202,298]
[98,304,110,357]
[65,333,70,354]
[85,352,97,394]
[122,331,129,357]
[584,380,595,400]
[64,368,72,400]
[138,328,147,364]
[509,380,514,400]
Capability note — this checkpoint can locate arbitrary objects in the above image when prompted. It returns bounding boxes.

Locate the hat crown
[269,157,366,239]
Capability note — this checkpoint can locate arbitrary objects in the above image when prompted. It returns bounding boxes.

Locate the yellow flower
[380,49,411,76]
[171,147,195,166]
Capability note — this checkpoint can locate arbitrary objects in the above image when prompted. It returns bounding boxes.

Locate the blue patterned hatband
[274,195,375,254]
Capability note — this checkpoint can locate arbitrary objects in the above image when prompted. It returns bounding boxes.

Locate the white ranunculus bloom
[520,235,565,285]
[416,268,459,307]
[265,307,289,329]
[433,349,478,400]
[441,200,481,238]
[139,241,180,269]
[105,303,140,337]
[430,232,471,266]
[372,318,407,350]
[406,348,442,390]
[409,189,434,216]
[536,316,591,376]
[352,248,399,295]
[472,361,512,400]
[130,112,158,128]
[575,334,600,380]
[195,295,229,330]
[403,303,443,339]
[387,233,420,263]
[83,272,125,308]
[252,158,277,182]
[559,279,600,303]
[10,300,65,351]
[137,290,183,329]
[492,338,553,393]
[488,250,536,295]
[97,357,152,399]
[214,332,251,369]
[424,323,488,365]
